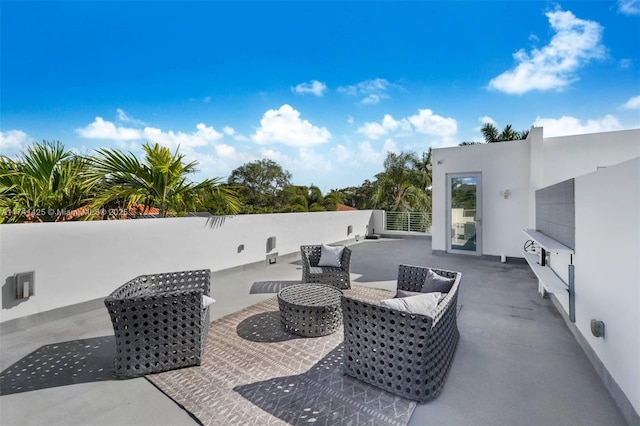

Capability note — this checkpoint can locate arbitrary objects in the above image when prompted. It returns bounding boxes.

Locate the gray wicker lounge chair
[300,244,352,289]
[104,269,212,378]
[341,264,462,402]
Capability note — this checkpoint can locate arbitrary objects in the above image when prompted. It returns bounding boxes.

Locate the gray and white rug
[147,285,417,426]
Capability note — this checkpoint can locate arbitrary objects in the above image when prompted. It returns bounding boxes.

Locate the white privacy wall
[542,129,640,187]
[431,141,530,257]
[432,128,640,418]
[574,157,640,415]
[432,128,640,257]
[0,210,373,322]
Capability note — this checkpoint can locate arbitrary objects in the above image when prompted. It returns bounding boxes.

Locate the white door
[446,173,482,255]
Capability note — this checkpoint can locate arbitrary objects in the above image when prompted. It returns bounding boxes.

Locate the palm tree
[308,185,325,211]
[409,149,433,193]
[373,152,430,212]
[481,123,501,143]
[481,123,530,143]
[87,143,240,218]
[322,189,344,211]
[0,141,92,223]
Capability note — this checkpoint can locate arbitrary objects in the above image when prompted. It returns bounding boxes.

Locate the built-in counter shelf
[522,251,568,295]
[522,229,573,298]
[523,229,574,254]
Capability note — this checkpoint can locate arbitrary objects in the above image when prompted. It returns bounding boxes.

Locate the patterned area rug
[147,285,417,426]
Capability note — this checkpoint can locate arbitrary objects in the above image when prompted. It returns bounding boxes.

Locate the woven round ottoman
[277,284,344,337]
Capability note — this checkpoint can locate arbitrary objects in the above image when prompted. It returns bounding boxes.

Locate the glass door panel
[447,173,481,255]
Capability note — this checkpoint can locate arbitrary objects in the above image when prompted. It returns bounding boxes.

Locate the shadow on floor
[249,280,301,294]
[236,311,303,343]
[233,344,416,425]
[0,336,115,395]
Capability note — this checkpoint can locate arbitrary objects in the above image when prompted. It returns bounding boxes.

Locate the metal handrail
[385,211,432,234]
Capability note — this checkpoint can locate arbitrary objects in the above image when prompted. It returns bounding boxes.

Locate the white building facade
[431,127,640,423]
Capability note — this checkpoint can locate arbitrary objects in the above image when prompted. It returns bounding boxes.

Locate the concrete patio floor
[0,237,628,425]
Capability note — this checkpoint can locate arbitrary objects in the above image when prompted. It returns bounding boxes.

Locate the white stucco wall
[432,141,530,257]
[542,129,640,188]
[432,128,640,417]
[433,128,640,256]
[574,157,640,415]
[0,210,373,323]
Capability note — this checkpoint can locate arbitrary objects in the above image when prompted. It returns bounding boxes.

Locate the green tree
[87,143,239,218]
[481,123,529,142]
[276,184,340,213]
[0,141,92,223]
[278,185,309,212]
[410,149,433,193]
[459,123,530,146]
[373,151,430,212]
[307,185,325,211]
[339,180,376,210]
[322,189,344,211]
[228,159,292,213]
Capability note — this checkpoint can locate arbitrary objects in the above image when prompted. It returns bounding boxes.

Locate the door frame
[446,172,482,256]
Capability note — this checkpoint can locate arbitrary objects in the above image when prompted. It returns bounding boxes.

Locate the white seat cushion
[380,292,443,317]
[318,244,345,267]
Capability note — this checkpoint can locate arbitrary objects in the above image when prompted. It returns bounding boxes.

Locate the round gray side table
[277,284,343,337]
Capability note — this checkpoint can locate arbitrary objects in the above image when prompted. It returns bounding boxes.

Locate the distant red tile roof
[337,203,357,211]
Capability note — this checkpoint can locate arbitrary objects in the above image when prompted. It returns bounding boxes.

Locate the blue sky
[1,1,639,191]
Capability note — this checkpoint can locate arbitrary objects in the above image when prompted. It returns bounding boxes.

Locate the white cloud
[621,95,640,109]
[0,129,29,154]
[618,0,640,15]
[292,80,327,97]
[214,143,237,159]
[489,9,605,94]
[338,78,394,104]
[472,116,498,134]
[356,109,457,148]
[333,144,353,163]
[383,138,399,153]
[407,109,458,137]
[251,104,331,146]
[260,148,290,164]
[619,58,633,69]
[358,141,384,163]
[77,117,224,149]
[479,116,497,126]
[142,123,224,149]
[533,114,622,137]
[357,122,386,140]
[298,147,331,174]
[357,114,410,140]
[223,125,249,142]
[77,117,142,141]
[203,96,212,103]
[116,108,145,125]
[360,94,387,105]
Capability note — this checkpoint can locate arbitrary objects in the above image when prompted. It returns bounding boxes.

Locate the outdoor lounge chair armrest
[341,295,435,331]
[396,264,460,293]
[105,288,207,308]
[340,247,352,272]
[300,252,313,269]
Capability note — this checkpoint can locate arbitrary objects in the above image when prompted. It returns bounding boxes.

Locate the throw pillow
[422,269,455,293]
[202,295,216,309]
[397,289,422,298]
[318,244,345,267]
[380,292,443,317]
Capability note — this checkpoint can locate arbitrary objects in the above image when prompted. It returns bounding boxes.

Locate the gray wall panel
[535,179,575,249]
